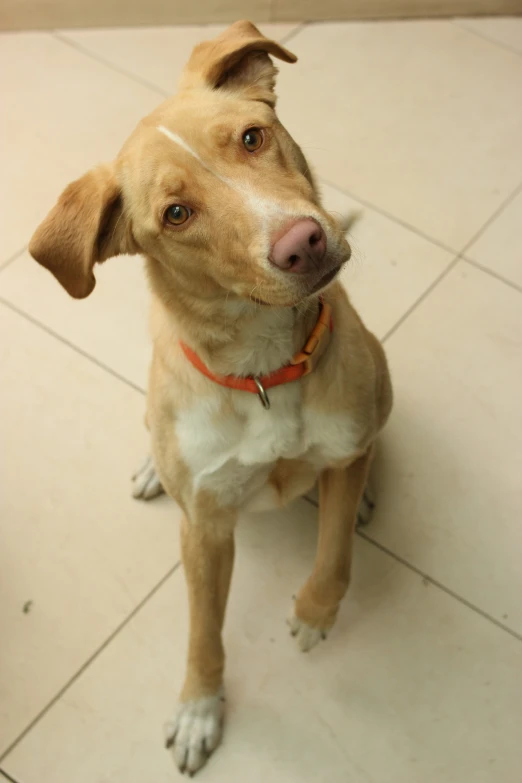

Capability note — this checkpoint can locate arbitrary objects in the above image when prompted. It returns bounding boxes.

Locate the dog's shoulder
[305,283,392,448]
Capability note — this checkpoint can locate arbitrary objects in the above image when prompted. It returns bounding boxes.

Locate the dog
[29,21,392,775]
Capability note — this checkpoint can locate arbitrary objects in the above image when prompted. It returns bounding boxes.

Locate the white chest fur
[175,382,359,508]
[174,304,360,508]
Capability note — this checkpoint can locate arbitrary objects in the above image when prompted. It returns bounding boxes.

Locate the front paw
[287,613,328,652]
[165,690,224,775]
[287,596,337,653]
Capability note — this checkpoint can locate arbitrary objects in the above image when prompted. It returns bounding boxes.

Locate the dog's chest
[174,307,360,506]
[175,382,359,506]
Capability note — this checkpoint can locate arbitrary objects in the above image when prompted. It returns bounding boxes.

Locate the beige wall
[1,0,521,30]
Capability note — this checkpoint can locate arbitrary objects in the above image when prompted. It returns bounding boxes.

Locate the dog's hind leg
[357,483,375,527]
[132,406,165,500]
[131,454,165,500]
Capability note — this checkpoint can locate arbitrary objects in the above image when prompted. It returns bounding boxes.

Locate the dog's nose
[270,219,326,273]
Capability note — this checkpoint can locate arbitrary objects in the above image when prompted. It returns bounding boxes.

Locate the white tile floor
[1,16,522,783]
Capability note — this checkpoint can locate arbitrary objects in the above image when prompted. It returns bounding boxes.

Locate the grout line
[0,297,146,396]
[461,256,522,294]
[278,23,307,46]
[458,182,522,256]
[453,20,522,58]
[53,24,307,104]
[355,528,522,642]
[52,31,170,99]
[380,255,460,343]
[0,562,181,764]
[0,770,21,783]
[0,246,27,273]
[319,177,457,255]
[302,495,522,642]
[357,179,522,346]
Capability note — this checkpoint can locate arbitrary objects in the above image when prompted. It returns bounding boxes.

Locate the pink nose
[270,219,326,274]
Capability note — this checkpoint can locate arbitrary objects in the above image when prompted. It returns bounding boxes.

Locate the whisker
[249,283,260,313]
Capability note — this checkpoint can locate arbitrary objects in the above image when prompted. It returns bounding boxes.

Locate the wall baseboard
[1,0,521,32]
[273,0,522,23]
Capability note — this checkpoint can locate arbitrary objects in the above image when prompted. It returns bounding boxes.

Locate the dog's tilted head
[29,21,351,308]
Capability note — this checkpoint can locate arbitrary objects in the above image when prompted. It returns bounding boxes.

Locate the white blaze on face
[157,125,236,188]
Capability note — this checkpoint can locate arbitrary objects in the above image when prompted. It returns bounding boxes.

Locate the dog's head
[30,21,351,308]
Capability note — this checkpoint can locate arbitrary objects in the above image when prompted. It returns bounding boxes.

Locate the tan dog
[29,21,392,775]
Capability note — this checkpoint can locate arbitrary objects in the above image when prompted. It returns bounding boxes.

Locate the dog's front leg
[289,448,373,652]
[166,509,236,775]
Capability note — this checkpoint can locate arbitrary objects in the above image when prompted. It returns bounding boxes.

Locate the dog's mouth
[308,236,351,295]
[311,264,342,293]
[251,264,342,307]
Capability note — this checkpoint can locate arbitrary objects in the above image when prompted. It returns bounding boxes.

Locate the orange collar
[179,298,333,409]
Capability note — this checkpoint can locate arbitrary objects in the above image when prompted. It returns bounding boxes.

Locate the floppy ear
[29,164,136,299]
[180,20,297,105]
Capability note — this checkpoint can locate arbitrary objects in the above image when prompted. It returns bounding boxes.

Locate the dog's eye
[165,204,191,225]
[242,128,264,153]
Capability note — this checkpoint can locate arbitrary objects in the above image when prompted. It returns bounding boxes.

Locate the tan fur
[294,447,374,631]
[179,509,236,701]
[29,21,392,775]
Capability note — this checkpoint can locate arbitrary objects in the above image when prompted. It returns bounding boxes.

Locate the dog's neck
[146,258,319,377]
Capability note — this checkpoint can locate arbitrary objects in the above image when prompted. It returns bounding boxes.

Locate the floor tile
[0,303,180,754]
[61,23,301,94]
[0,187,453,388]
[4,500,522,783]
[0,32,161,263]
[456,15,522,54]
[0,252,151,390]
[464,188,522,289]
[370,261,522,634]
[276,21,522,251]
